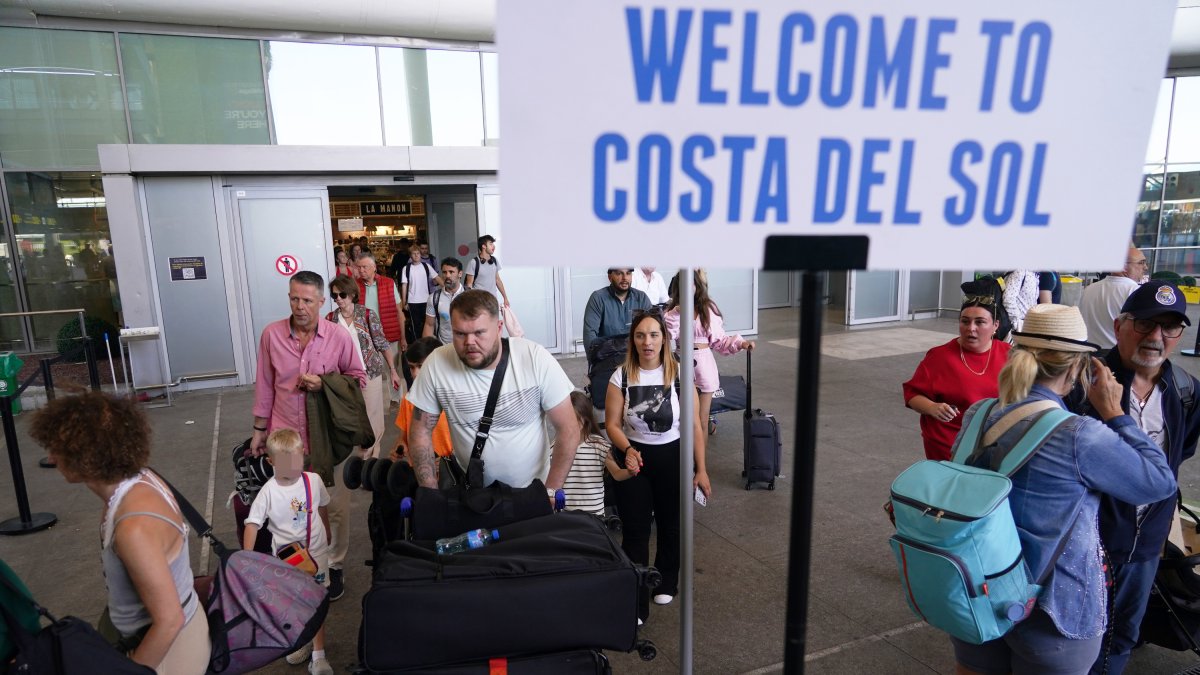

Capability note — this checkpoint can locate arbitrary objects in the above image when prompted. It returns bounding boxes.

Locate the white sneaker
[285,642,312,665]
[637,618,644,626]
[308,657,334,675]
[653,594,674,605]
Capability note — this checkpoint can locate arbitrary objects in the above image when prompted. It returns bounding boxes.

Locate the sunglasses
[632,307,664,320]
[962,295,995,306]
[331,292,352,300]
[1127,318,1185,338]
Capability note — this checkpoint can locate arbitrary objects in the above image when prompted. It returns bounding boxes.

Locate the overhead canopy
[0,0,496,43]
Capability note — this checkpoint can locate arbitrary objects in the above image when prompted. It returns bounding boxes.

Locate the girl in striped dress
[563,390,632,515]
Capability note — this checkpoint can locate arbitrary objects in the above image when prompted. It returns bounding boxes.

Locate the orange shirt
[395,396,453,458]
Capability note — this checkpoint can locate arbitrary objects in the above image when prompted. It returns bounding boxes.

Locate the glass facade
[3,172,120,350]
[1141,77,1200,280]
[122,34,269,145]
[0,27,128,169]
[0,26,497,350]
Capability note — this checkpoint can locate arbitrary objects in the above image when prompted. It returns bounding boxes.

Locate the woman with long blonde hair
[605,308,709,625]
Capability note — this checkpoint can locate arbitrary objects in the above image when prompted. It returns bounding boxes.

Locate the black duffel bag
[411,480,552,541]
[360,511,658,672]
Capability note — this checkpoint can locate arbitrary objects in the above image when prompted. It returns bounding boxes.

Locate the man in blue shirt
[1083,281,1200,674]
[582,268,651,359]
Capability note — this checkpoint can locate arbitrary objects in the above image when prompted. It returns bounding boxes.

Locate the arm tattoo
[409,406,438,488]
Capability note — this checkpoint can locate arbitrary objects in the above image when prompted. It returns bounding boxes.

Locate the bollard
[0,395,56,535]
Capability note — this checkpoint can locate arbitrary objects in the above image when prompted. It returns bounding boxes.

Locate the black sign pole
[764,235,869,675]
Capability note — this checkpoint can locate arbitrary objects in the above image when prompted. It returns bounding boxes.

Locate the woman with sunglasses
[664,269,754,435]
[903,294,1012,460]
[327,274,400,458]
[606,308,710,624]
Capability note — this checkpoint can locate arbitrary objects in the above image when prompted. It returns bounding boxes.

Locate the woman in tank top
[30,392,210,674]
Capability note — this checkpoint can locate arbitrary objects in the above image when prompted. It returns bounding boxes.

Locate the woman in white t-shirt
[605,309,711,624]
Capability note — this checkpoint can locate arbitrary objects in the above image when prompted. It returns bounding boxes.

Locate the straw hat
[1011,304,1099,353]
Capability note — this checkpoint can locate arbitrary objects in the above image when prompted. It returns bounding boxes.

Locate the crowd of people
[19,233,760,673]
[902,244,1200,675]
[25,236,1187,675]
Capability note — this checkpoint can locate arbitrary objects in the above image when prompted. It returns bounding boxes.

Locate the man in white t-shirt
[399,247,441,341]
[424,257,466,344]
[631,267,670,305]
[406,289,579,494]
[1079,244,1146,352]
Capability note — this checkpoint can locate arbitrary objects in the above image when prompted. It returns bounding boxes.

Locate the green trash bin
[0,351,24,414]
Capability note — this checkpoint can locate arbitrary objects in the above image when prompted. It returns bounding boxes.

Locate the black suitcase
[742,351,783,490]
[359,511,657,672]
[375,649,612,674]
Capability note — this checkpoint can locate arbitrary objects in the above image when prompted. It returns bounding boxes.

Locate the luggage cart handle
[745,348,753,417]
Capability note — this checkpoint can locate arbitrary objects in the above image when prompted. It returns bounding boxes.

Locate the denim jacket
[961,384,1176,639]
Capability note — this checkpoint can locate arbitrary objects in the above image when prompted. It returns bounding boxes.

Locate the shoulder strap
[990,407,1073,477]
[303,473,312,550]
[148,469,229,557]
[1174,369,1195,416]
[983,400,1060,446]
[950,399,998,464]
[472,338,510,462]
[620,366,627,398]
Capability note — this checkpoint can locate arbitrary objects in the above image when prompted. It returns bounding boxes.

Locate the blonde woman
[949,305,1175,675]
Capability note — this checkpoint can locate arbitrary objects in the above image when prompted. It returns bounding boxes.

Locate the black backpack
[962,276,1012,342]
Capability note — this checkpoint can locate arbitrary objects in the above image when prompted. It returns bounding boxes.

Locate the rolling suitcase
[358,511,658,672]
[742,350,782,490]
[381,649,611,674]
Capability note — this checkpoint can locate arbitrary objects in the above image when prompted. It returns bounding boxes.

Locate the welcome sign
[497,0,1176,269]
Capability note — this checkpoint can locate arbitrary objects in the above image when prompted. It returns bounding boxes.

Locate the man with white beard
[1081,282,1200,674]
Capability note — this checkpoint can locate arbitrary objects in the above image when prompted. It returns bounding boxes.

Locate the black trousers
[613,438,681,621]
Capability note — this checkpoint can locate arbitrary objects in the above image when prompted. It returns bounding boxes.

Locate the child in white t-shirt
[243,429,333,675]
[563,391,633,515]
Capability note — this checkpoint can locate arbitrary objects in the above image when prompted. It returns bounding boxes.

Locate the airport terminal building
[0,1,1198,390]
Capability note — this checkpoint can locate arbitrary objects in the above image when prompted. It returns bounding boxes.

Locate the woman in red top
[902,295,1011,460]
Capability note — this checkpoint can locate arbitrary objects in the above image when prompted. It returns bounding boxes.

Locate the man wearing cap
[1083,282,1200,674]
[582,268,652,357]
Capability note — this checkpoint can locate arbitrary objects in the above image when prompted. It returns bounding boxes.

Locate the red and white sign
[275,254,300,276]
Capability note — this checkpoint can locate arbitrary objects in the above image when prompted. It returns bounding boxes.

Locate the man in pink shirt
[250,270,365,603]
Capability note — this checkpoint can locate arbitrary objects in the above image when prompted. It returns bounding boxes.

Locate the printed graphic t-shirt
[609,365,681,445]
[244,472,331,555]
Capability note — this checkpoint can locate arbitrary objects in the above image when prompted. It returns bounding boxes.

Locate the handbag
[0,571,154,675]
[275,473,319,576]
[155,471,329,675]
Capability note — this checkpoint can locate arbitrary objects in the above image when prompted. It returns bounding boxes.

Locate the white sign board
[498,0,1176,270]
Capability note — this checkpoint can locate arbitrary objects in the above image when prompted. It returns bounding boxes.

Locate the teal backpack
[888,398,1075,645]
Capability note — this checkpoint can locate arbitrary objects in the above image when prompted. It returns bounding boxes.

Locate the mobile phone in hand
[694,486,707,507]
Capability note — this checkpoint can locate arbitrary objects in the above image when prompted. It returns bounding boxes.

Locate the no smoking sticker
[275,255,300,275]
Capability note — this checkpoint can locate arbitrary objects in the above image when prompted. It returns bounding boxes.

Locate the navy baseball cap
[1120,282,1191,326]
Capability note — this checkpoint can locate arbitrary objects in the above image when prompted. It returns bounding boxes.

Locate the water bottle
[435,528,500,555]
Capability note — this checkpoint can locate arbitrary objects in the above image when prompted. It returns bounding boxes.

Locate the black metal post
[0,396,56,535]
[85,337,101,391]
[782,271,824,675]
[40,359,55,401]
[762,235,868,675]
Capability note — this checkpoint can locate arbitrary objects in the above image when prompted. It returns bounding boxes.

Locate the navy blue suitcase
[742,351,782,490]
